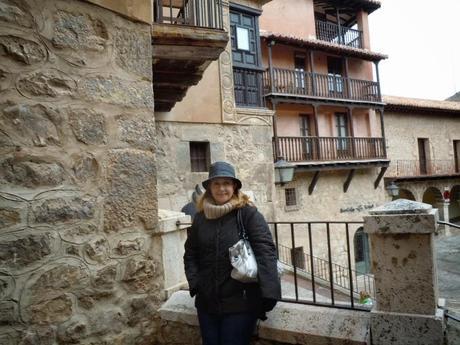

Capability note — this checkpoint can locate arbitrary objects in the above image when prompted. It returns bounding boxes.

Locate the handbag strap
[237,208,249,241]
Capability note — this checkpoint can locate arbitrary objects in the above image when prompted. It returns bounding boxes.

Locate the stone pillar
[0,0,158,344]
[364,199,445,345]
[158,210,191,299]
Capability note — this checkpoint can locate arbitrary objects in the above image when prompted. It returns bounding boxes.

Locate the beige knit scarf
[203,198,236,219]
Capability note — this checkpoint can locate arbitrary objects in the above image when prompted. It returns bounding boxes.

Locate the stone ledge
[159,291,371,345]
[364,209,438,234]
[157,209,191,234]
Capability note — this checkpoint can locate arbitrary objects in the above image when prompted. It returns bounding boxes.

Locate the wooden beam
[152,23,228,48]
[153,45,222,60]
[309,171,321,195]
[343,169,355,193]
[374,166,388,189]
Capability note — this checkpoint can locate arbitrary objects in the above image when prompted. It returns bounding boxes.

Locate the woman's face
[209,177,236,205]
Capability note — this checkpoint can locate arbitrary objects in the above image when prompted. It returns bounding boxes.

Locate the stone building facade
[0,0,163,343]
[384,95,460,226]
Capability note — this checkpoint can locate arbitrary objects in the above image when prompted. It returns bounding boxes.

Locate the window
[190,142,210,172]
[291,246,305,269]
[285,188,297,206]
[327,56,343,93]
[294,55,306,89]
[417,138,430,174]
[335,113,349,151]
[236,27,250,51]
[354,227,370,274]
[453,140,460,173]
[230,5,263,107]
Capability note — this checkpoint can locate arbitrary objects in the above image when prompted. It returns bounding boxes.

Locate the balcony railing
[273,136,386,162]
[387,160,460,178]
[263,68,380,103]
[315,19,363,48]
[154,0,223,29]
[234,67,264,108]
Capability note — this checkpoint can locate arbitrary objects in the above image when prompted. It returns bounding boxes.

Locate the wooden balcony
[315,19,363,49]
[152,0,228,112]
[273,136,386,163]
[264,68,381,104]
[387,160,460,179]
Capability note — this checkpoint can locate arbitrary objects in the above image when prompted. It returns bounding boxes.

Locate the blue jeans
[197,309,258,345]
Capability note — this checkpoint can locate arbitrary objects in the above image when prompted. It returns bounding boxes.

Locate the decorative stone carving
[218,1,237,123]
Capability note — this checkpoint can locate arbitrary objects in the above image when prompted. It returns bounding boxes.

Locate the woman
[184,161,281,345]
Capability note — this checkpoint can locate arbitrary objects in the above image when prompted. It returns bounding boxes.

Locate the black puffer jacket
[184,205,281,315]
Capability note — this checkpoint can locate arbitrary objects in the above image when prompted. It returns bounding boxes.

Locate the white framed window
[236,26,250,51]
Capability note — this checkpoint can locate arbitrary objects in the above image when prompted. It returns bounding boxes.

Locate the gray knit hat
[202,161,242,190]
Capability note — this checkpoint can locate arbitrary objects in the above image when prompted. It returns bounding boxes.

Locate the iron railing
[233,67,264,108]
[270,221,372,311]
[387,160,460,178]
[277,243,375,299]
[154,0,223,29]
[264,67,380,103]
[273,136,386,162]
[315,19,363,48]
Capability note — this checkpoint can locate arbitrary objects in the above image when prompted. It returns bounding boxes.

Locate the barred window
[190,142,210,172]
[285,188,297,206]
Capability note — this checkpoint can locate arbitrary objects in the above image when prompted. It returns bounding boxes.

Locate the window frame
[189,141,210,172]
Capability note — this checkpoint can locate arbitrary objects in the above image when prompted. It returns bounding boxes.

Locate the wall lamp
[274,158,295,185]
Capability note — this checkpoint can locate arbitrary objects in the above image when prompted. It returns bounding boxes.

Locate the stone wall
[0,1,159,344]
[155,121,275,220]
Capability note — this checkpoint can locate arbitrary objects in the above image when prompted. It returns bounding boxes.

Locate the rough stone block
[71,153,99,185]
[78,76,153,109]
[114,27,151,79]
[0,158,66,188]
[370,309,444,345]
[0,35,47,65]
[370,233,438,315]
[68,108,107,145]
[103,149,157,232]
[0,300,17,324]
[52,10,108,52]
[59,223,99,244]
[1,102,61,147]
[83,235,108,263]
[0,0,34,28]
[25,294,74,325]
[117,114,155,150]
[0,231,58,271]
[88,308,127,336]
[31,196,95,224]
[17,69,76,98]
[0,206,21,229]
[57,314,89,344]
[121,256,158,293]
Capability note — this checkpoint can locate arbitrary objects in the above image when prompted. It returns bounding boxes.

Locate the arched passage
[354,227,370,275]
[398,188,416,201]
[449,185,460,223]
[423,187,444,220]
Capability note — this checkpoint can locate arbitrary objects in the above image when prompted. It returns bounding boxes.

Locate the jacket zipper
[216,219,221,313]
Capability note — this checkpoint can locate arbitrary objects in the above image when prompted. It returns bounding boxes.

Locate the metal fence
[154,0,223,29]
[315,20,363,48]
[270,221,373,311]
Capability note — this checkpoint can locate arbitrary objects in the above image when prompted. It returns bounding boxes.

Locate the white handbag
[229,209,258,283]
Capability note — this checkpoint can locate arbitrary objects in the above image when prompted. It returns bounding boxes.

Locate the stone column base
[371,309,445,345]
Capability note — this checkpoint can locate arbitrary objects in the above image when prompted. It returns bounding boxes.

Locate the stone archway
[398,188,416,201]
[423,187,444,220]
[449,185,460,223]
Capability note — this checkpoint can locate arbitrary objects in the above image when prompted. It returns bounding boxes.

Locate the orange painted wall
[260,0,316,39]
